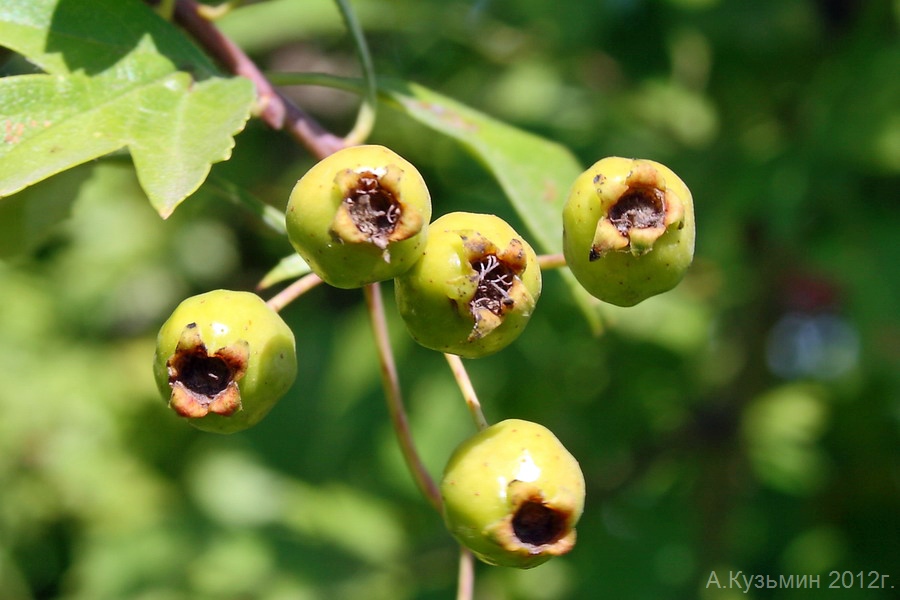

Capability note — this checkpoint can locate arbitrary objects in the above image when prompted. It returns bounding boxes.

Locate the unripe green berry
[394,212,541,358]
[441,419,586,569]
[286,144,432,288]
[562,156,695,306]
[153,290,297,434]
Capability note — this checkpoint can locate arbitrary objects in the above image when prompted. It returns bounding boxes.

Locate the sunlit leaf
[0,0,255,217]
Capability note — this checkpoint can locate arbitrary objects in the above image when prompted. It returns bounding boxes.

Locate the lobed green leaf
[0,0,254,217]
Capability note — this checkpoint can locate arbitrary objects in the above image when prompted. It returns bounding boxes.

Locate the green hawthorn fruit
[285,144,432,288]
[153,290,297,434]
[441,419,586,569]
[394,212,541,358]
[562,156,695,306]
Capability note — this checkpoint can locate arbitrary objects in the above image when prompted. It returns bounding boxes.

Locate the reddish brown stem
[364,283,443,513]
[537,253,567,270]
[170,0,344,159]
[265,273,324,312]
[444,354,489,431]
[456,547,475,600]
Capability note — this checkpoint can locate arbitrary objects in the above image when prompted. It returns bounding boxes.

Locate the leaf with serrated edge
[0,0,254,217]
[380,80,603,332]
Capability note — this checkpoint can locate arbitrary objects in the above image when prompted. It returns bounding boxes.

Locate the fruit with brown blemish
[285,144,432,288]
[562,156,695,306]
[153,290,297,434]
[440,419,586,569]
[394,212,541,358]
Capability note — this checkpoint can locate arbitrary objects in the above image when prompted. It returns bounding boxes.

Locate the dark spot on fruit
[512,499,568,546]
[168,337,246,405]
[174,353,232,397]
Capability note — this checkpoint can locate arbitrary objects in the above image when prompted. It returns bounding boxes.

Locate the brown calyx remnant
[462,235,533,341]
[330,165,423,260]
[166,323,248,419]
[590,161,684,259]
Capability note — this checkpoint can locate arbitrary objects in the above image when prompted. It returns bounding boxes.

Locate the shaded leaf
[206,176,288,236]
[380,80,577,254]
[257,254,312,291]
[0,163,90,258]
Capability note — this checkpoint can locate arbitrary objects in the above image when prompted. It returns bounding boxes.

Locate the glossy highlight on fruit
[394,212,541,358]
[286,144,432,288]
[153,290,297,434]
[440,419,586,569]
[563,156,695,306]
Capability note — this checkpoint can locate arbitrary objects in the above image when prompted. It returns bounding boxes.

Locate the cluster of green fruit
[152,144,694,568]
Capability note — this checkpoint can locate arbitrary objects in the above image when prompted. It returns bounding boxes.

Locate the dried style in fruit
[286,145,432,288]
[394,212,541,358]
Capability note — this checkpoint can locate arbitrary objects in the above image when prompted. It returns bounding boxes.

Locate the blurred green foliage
[1,0,899,599]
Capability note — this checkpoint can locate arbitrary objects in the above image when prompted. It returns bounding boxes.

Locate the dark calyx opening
[345,172,401,242]
[470,254,515,315]
[608,187,665,235]
[172,352,232,398]
[512,500,567,546]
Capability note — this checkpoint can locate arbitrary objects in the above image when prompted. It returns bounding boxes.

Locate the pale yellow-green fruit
[394,212,541,358]
[286,144,432,288]
[153,290,297,434]
[563,156,695,306]
[441,419,586,569]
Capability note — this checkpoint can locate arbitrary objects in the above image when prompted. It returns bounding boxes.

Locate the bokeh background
[1,0,898,598]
